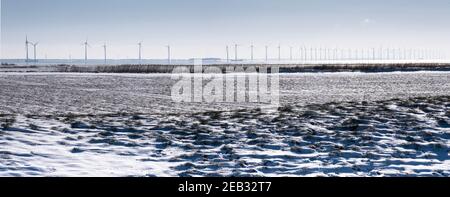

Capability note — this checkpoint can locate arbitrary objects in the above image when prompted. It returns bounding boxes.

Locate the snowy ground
[0,72,449,176]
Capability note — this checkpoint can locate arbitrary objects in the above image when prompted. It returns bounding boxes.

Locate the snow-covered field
[0,72,449,176]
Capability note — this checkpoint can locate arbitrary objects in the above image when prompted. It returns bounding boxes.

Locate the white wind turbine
[372,48,376,60]
[289,46,293,61]
[226,45,230,63]
[166,45,171,64]
[83,39,91,64]
[25,36,31,62]
[138,41,143,62]
[250,43,254,61]
[265,45,269,62]
[300,46,306,61]
[234,44,239,61]
[32,41,39,62]
[278,44,281,61]
[102,43,107,64]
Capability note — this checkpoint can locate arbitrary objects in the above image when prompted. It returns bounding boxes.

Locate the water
[1,59,226,66]
[2,59,450,66]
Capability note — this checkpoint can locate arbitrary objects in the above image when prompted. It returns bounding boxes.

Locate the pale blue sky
[1,0,450,59]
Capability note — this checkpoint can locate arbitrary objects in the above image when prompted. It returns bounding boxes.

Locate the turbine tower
[83,39,90,64]
[278,44,281,61]
[226,45,230,63]
[32,42,39,62]
[167,45,171,64]
[265,45,269,62]
[289,46,293,61]
[138,42,143,62]
[372,48,376,60]
[250,43,254,61]
[102,43,107,63]
[25,36,31,62]
[307,47,310,61]
[299,47,303,61]
[234,44,238,61]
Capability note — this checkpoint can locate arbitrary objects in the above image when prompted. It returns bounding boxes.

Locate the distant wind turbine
[250,43,254,61]
[25,36,31,62]
[386,48,390,60]
[167,45,171,64]
[289,46,293,60]
[138,42,143,62]
[319,47,322,60]
[372,48,376,60]
[265,45,269,62]
[278,44,281,61]
[314,48,318,61]
[32,42,39,62]
[234,44,239,61]
[299,47,303,60]
[102,43,107,63]
[303,46,308,61]
[83,39,90,64]
[333,48,336,60]
[226,45,230,62]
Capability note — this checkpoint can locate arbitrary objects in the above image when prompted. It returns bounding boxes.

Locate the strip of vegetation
[54,63,450,73]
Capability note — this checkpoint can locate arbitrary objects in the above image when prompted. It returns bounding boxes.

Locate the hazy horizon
[2,0,450,59]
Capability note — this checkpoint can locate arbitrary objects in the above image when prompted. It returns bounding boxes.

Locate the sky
[1,0,450,59]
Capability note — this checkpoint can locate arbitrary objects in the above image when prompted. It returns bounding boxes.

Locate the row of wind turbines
[25,37,172,64]
[25,36,447,64]
[227,44,446,62]
[83,40,172,64]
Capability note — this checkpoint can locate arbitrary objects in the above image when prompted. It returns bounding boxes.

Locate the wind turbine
[319,47,322,60]
[314,47,318,61]
[234,44,239,61]
[386,48,390,60]
[278,44,281,61]
[102,43,107,64]
[265,45,269,62]
[330,48,334,61]
[226,45,230,62]
[250,43,254,61]
[166,45,171,64]
[289,46,293,61]
[306,47,310,61]
[299,47,304,61]
[300,46,305,61]
[333,47,337,61]
[83,39,90,64]
[25,36,31,62]
[348,48,352,60]
[372,48,376,60]
[32,41,39,62]
[138,42,143,62]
